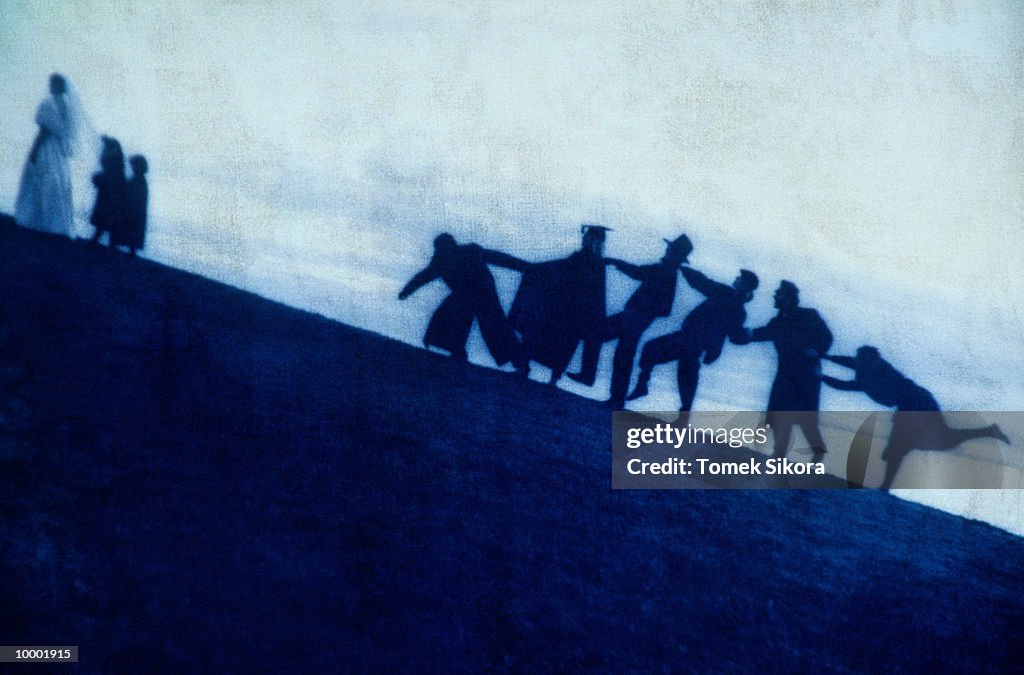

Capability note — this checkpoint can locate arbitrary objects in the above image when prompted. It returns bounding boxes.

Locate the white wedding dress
[14,83,96,238]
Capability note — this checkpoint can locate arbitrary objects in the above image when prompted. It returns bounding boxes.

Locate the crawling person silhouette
[823,346,1010,489]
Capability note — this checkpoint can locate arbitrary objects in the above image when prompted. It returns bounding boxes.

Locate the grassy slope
[1,227,1022,672]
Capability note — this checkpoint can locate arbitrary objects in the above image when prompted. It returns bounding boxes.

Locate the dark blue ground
[1,227,1022,672]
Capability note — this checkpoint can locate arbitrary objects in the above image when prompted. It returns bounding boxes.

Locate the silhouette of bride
[14,73,95,237]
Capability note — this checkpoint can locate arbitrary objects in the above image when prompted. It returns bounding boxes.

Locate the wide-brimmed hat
[662,233,693,259]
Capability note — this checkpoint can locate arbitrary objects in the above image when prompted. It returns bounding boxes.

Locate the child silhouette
[124,154,149,256]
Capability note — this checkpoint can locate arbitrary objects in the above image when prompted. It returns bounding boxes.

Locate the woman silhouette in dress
[14,74,91,237]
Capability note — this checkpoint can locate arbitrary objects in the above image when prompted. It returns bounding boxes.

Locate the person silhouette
[822,346,1010,489]
[567,234,693,408]
[745,280,832,461]
[399,233,530,373]
[509,224,610,384]
[123,154,149,256]
[14,74,89,238]
[627,268,758,411]
[88,136,126,247]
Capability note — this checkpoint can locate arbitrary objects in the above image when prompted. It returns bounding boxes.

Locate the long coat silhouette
[400,234,529,368]
[510,226,607,383]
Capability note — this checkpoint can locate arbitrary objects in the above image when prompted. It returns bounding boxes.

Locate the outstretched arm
[727,318,752,346]
[746,322,775,343]
[483,249,533,272]
[605,258,648,281]
[822,354,856,369]
[398,265,440,300]
[822,375,861,392]
[681,267,727,298]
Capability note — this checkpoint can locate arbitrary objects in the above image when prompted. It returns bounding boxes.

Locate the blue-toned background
[1,1,1022,532]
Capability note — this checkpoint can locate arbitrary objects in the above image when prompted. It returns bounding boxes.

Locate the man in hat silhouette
[744,280,833,460]
[823,346,1009,489]
[568,233,694,408]
[627,267,759,411]
[510,224,611,384]
[399,233,531,372]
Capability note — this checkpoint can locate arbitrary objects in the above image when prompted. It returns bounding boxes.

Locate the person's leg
[567,315,622,386]
[921,419,1010,449]
[676,350,702,412]
[799,414,829,462]
[895,411,1009,454]
[608,317,646,408]
[627,331,682,401]
[477,296,528,372]
[989,424,1010,444]
[879,413,916,489]
[879,449,905,490]
[772,417,793,459]
[567,340,601,385]
[425,294,474,360]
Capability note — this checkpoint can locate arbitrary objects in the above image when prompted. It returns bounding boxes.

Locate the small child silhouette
[89,136,126,247]
[124,154,149,256]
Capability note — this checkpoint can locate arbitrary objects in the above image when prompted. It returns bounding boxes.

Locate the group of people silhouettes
[11,73,148,255]
[6,74,1008,490]
[400,226,1009,489]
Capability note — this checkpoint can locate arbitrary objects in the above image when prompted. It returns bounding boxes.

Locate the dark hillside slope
[1,227,1022,672]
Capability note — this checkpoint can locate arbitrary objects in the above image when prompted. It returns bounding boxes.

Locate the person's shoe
[990,424,1010,445]
[625,383,649,401]
[604,397,625,410]
[566,371,595,386]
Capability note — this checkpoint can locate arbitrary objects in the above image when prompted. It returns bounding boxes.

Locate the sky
[1,0,1023,531]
